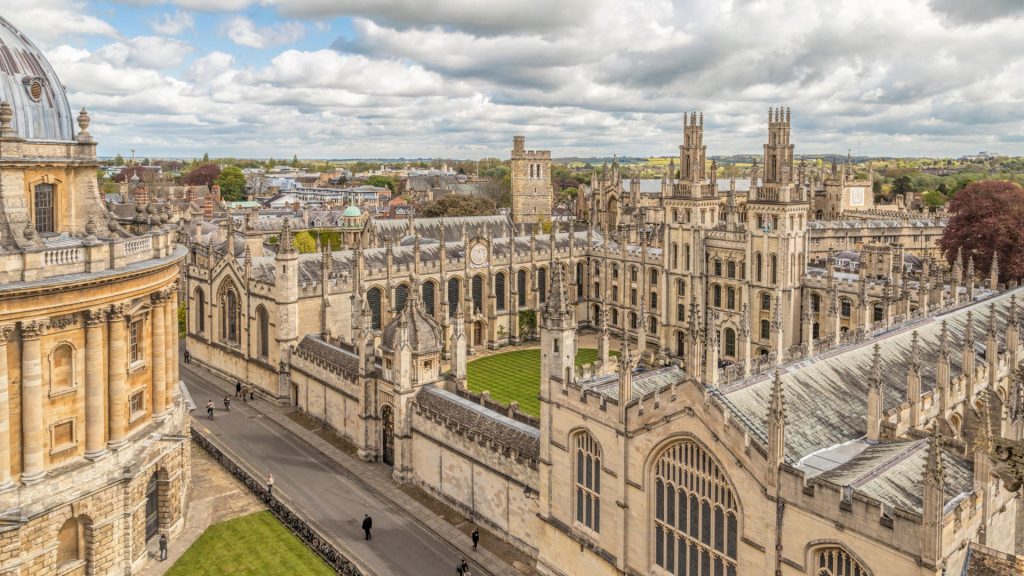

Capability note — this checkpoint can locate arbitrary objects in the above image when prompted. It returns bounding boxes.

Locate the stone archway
[145,473,160,541]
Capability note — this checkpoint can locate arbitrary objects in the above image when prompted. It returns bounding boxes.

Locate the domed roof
[0,17,75,141]
[381,291,442,355]
[343,204,362,217]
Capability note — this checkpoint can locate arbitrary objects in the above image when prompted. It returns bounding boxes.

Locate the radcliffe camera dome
[0,16,75,141]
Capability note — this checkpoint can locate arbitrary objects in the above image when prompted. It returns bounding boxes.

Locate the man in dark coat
[362,514,373,540]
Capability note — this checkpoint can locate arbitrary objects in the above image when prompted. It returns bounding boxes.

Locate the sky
[2,0,1024,160]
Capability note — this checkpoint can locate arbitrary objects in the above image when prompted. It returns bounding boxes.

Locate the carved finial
[964,311,976,346]
[76,108,92,142]
[938,320,950,359]
[869,343,883,390]
[926,427,945,481]
[910,330,921,370]
[769,370,786,423]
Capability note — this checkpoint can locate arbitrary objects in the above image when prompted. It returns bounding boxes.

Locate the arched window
[685,245,691,271]
[814,546,869,576]
[517,270,527,307]
[256,306,269,358]
[194,288,206,333]
[653,440,738,576]
[447,278,460,317]
[761,293,772,311]
[724,328,736,357]
[495,273,506,312]
[222,287,239,343]
[811,293,821,313]
[574,432,601,533]
[422,281,436,316]
[677,279,686,297]
[576,262,584,298]
[367,287,383,329]
[50,343,74,390]
[649,317,658,334]
[727,261,736,278]
[770,254,778,284]
[34,183,55,234]
[671,244,678,269]
[631,266,638,282]
[649,269,658,285]
[650,291,658,310]
[631,288,637,306]
[472,275,484,314]
[394,284,409,313]
[755,253,763,282]
[714,259,722,276]
[612,309,619,325]
[612,263,619,279]
[761,319,771,340]
[538,268,547,303]
[872,303,883,323]
[841,299,852,318]
[713,285,722,307]
[727,288,736,310]
[57,517,81,566]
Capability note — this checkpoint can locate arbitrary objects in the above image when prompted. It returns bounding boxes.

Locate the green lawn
[466,348,616,417]
[165,511,335,576]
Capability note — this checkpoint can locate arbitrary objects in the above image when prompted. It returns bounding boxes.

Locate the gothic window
[724,328,736,357]
[577,263,584,298]
[677,304,685,322]
[495,273,507,312]
[538,268,547,303]
[841,299,852,318]
[574,432,601,533]
[650,292,658,310]
[714,259,722,276]
[423,281,436,316]
[34,183,55,234]
[653,440,738,576]
[472,275,484,314]
[727,288,736,310]
[812,322,820,340]
[630,312,638,330]
[770,254,778,284]
[631,289,637,306]
[872,303,883,323]
[221,287,239,343]
[815,546,869,576]
[612,286,619,301]
[612,264,619,279]
[256,306,269,358]
[678,279,686,297]
[368,287,383,329]
[713,285,722,308]
[594,282,600,297]
[395,284,409,313]
[194,288,206,333]
[447,278,460,317]
[755,253,763,282]
[612,309,619,325]
[671,244,679,269]
[631,266,638,282]
[56,517,81,566]
[685,245,691,271]
[727,261,736,278]
[761,319,771,340]
[649,317,658,334]
[761,293,772,311]
[517,270,527,307]
[811,293,821,313]
[650,269,658,285]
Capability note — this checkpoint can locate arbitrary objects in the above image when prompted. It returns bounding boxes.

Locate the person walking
[223,395,231,412]
[362,514,373,540]
[235,381,242,398]
[456,559,470,575]
[471,527,479,551]
[158,534,168,561]
[206,400,214,420]
[183,349,190,364]
[249,386,255,401]
[266,473,274,496]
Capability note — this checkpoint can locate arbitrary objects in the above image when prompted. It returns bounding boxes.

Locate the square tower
[510,136,553,224]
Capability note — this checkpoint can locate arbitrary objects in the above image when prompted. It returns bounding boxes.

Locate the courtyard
[466,347,617,416]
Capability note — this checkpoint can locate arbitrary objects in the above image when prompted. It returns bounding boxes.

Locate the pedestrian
[206,400,214,420]
[471,527,479,550]
[456,559,470,575]
[266,473,274,496]
[223,395,231,412]
[241,384,248,403]
[158,533,168,561]
[362,514,373,540]
[183,349,190,364]
[235,381,242,398]
[249,386,255,401]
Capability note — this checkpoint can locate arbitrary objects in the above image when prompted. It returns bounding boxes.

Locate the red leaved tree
[939,180,1024,284]
[182,163,221,187]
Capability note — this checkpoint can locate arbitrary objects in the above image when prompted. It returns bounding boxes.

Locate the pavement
[180,360,526,576]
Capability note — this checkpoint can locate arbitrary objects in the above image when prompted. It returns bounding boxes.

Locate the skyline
[3,0,1024,159]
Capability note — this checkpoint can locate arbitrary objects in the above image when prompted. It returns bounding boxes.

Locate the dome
[343,204,363,218]
[0,17,75,141]
[381,293,442,355]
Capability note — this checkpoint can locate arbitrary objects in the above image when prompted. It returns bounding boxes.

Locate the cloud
[222,15,305,49]
[2,0,118,46]
[928,0,1024,24]
[94,36,194,70]
[151,10,195,35]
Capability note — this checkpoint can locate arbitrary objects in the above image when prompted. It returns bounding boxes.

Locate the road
[182,365,477,576]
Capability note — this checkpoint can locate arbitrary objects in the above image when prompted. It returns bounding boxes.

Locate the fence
[190,427,365,576]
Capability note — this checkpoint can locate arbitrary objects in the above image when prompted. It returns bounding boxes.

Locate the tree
[921,190,946,208]
[291,154,299,167]
[366,175,396,193]
[202,152,210,162]
[215,166,247,201]
[891,175,914,196]
[420,194,496,217]
[113,154,125,166]
[939,180,1024,284]
[292,231,317,254]
[183,163,222,187]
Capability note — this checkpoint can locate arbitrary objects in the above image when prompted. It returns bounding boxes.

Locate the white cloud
[94,36,194,70]
[151,10,195,36]
[222,15,305,49]
[1,0,118,46]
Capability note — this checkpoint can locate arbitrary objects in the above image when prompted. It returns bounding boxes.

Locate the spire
[922,427,945,567]
[870,343,883,390]
[769,369,786,424]
[938,320,950,360]
[926,427,945,482]
[990,251,999,288]
[909,330,922,371]
[867,343,884,442]
[964,310,976,347]
[279,217,295,254]
[766,369,787,484]
[987,302,998,338]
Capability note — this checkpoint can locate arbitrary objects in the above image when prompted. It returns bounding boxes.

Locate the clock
[470,244,487,266]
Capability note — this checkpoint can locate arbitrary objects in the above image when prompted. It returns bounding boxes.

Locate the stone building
[511,136,553,224]
[0,17,188,575]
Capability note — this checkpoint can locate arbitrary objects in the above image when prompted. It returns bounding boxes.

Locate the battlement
[510,135,550,159]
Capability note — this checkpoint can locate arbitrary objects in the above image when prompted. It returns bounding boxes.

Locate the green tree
[420,194,496,217]
[113,154,125,166]
[292,231,316,254]
[202,152,210,163]
[291,154,299,167]
[366,175,396,193]
[891,175,914,196]
[214,166,247,201]
[921,190,946,208]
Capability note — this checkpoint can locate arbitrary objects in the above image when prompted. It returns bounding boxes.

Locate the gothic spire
[926,426,945,482]
[964,310,976,346]
[769,369,786,424]
[909,330,921,371]
[870,343,883,391]
[938,320,950,360]
[279,217,295,254]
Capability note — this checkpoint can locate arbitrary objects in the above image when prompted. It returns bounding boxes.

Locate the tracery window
[714,259,722,276]
[423,281,436,316]
[194,288,206,333]
[538,268,547,303]
[653,440,738,576]
[495,273,507,312]
[841,299,851,318]
[368,287,383,329]
[395,284,409,313]
[256,306,269,358]
[221,287,239,343]
[724,328,736,357]
[650,269,659,285]
[631,266,639,282]
[472,275,484,313]
[517,270,527,307]
[574,432,601,533]
[815,546,869,576]
[447,278,460,317]
[872,303,883,323]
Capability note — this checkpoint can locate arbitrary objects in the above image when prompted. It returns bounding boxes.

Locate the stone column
[0,326,14,489]
[20,320,46,483]
[84,310,107,459]
[107,305,128,449]
[151,294,167,417]
[166,286,179,406]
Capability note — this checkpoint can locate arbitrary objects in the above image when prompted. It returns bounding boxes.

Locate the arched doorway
[145,473,160,541]
[474,321,483,347]
[381,405,395,466]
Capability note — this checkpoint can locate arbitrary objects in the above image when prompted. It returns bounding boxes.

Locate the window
[650,292,658,310]
[395,284,409,313]
[713,285,722,307]
[34,183,55,234]
[677,279,686,297]
[256,306,269,358]
[538,268,547,303]
[873,303,883,323]
[685,245,691,271]
[423,281,436,315]
[447,279,460,318]
[495,273,506,312]
[812,322,820,340]
[221,287,239,343]
[841,299,852,318]
[368,287,383,328]
[714,259,722,276]
[727,261,736,278]
[612,309,619,325]
[472,276,484,314]
[653,440,738,576]
[630,313,638,330]
[194,289,206,333]
[574,432,602,533]
[671,244,678,269]
[811,293,820,313]
[130,391,145,415]
[761,319,771,340]
[56,517,81,566]
[631,266,638,282]
[130,318,143,363]
[594,282,600,297]
[727,288,736,310]
[517,270,527,307]
[612,264,619,279]
[612,286,619,301]
[677,304,685,322]
[770,254,778,284]
[649,317,658,334]
[724,328,736,357]
[576,263,584,298]
[815,546,869,576]
[755,253,763,282]
[761,293,771,311]
[650,269,658,285]
[631,289,637,306]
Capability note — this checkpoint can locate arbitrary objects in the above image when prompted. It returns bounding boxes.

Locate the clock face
[470,244,487,265]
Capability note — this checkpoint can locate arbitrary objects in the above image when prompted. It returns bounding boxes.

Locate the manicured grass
[466,348,616,417]
[165,511,335,576]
